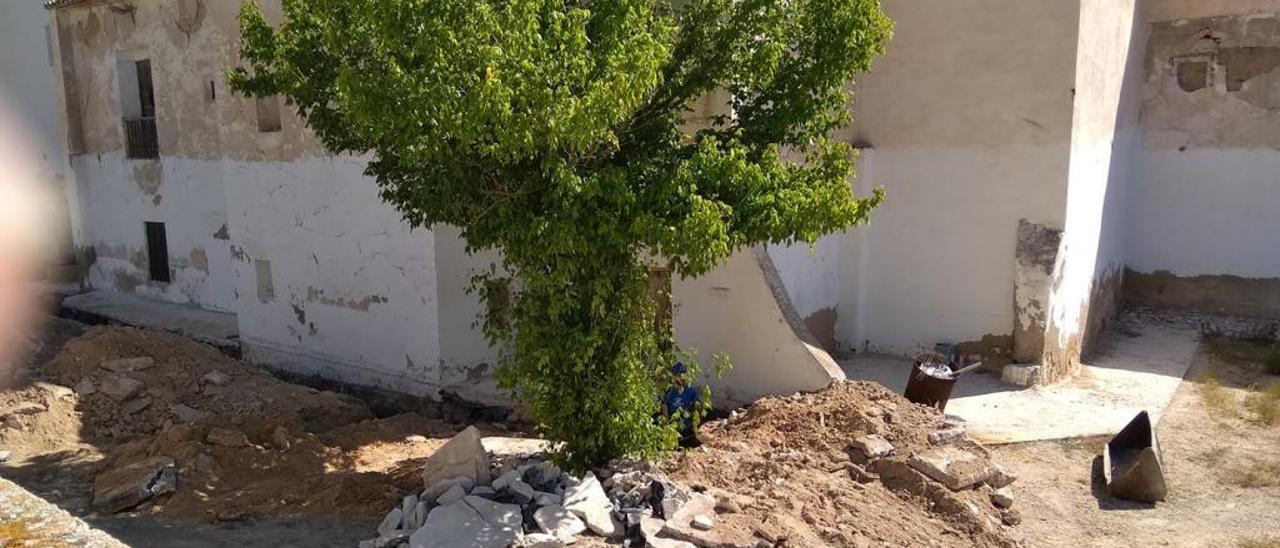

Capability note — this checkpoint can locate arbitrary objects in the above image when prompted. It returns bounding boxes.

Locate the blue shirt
[663,386,699,432]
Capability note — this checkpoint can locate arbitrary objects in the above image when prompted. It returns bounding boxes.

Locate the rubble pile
[670,380,1022,547]
[365,380,1024,548]
[365,425,729,548]
[3,326,466,520]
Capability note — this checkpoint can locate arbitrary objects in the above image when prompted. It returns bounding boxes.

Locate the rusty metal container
[1103,410,1168,503]
[904,359,957,412]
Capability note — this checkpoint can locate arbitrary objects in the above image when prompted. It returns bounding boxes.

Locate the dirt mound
[668,381,1019,547]
[8,326,474,520]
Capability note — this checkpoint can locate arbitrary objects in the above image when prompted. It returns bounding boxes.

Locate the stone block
[908,447,996,491]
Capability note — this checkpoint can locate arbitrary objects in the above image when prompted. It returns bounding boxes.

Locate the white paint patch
[1129,149,1280,278]
[224,155,443,396]
[836,145,1069,355]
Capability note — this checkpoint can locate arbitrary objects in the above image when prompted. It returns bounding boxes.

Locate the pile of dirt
[668,381,1020,547]
[4,326,479,521]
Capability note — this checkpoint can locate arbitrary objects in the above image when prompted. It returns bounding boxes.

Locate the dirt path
[994,344,1280,548]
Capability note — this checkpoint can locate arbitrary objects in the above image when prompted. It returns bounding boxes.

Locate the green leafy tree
[230,0,891,471]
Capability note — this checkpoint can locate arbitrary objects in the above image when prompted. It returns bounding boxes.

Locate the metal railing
[123,117,158,159]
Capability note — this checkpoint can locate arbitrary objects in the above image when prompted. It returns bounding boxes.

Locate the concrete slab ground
[59,291,239,355]
[841,318,1199,444]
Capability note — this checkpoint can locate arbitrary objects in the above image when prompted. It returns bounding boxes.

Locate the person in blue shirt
[661,362,702,448]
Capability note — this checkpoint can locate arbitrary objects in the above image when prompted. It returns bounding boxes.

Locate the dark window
[144,222,170,282]
[120,58,159,158]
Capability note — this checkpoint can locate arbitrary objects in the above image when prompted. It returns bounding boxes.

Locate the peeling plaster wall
[836,0,1079,356]
[56,0,445,397]
[226,156,442,397]
[1043,0,1145,382]
[1125,9,1280,317]
[76,154,236,310]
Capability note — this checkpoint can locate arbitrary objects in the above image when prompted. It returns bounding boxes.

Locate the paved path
[842,316,1199,444]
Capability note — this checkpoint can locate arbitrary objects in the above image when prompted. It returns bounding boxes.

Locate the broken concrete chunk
[492,469,522,491]
[99,376,145,402]
[91,455,177,513]
[121,396,153,415]
[205,427,249,447]
[692,514,715,530]
[642,516,696,548]
[422,476,475,504]
[34,382,75,399]
[502,479,535,504]
[1001,364,1041,387]
[366,530,412,548]
[928,426,967,445]
[533,504,587,541]
[522,461,563,492]
[376,507,403,538]
[563,473,623,538]
[908,447,996,491]
[421,426,491,490]
[987,465,1018,488]
[533,491,562,507]
[101,357,155,373]
[850,434,895,460]
[517,532,565,548]
[401,494,419,520]
[990,487,1014,509]
[168,404,209,424]
[409,497,523,548]
[201,370,232,387]
[73,378,96,396]
[436,483,468,507]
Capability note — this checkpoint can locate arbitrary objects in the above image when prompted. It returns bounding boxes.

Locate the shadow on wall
[673,247,845,408]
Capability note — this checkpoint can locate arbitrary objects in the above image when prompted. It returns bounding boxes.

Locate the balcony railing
[123,117,158,159]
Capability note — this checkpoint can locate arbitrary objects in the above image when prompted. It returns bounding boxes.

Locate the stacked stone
[360,427,725,548]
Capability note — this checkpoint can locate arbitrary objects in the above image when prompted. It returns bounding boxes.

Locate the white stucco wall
[836,0,1079,356]
[674,248,845,407]
[0,0,79,263]
[76,154,236,311]
[1127,10,1280,280]
[226,156,443,397]
[1043,0,1144,378]
[1128,151,1280,278]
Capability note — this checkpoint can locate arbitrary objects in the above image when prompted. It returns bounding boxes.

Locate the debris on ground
[0,326,492,521]
[669,381,1021,547]
[4,324,1025,547]
[360,381,1022,548]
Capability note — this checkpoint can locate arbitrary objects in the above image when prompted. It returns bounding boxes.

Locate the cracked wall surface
[1125,7,1280,318]
[54,0,444,397]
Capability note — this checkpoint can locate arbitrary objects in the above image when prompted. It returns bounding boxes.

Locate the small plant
[1219,458,1280,489]
[1245,383,1280,426]
[1198,369,1238,420]
[1204,335,1280,375]
[1240,537,1280,548]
